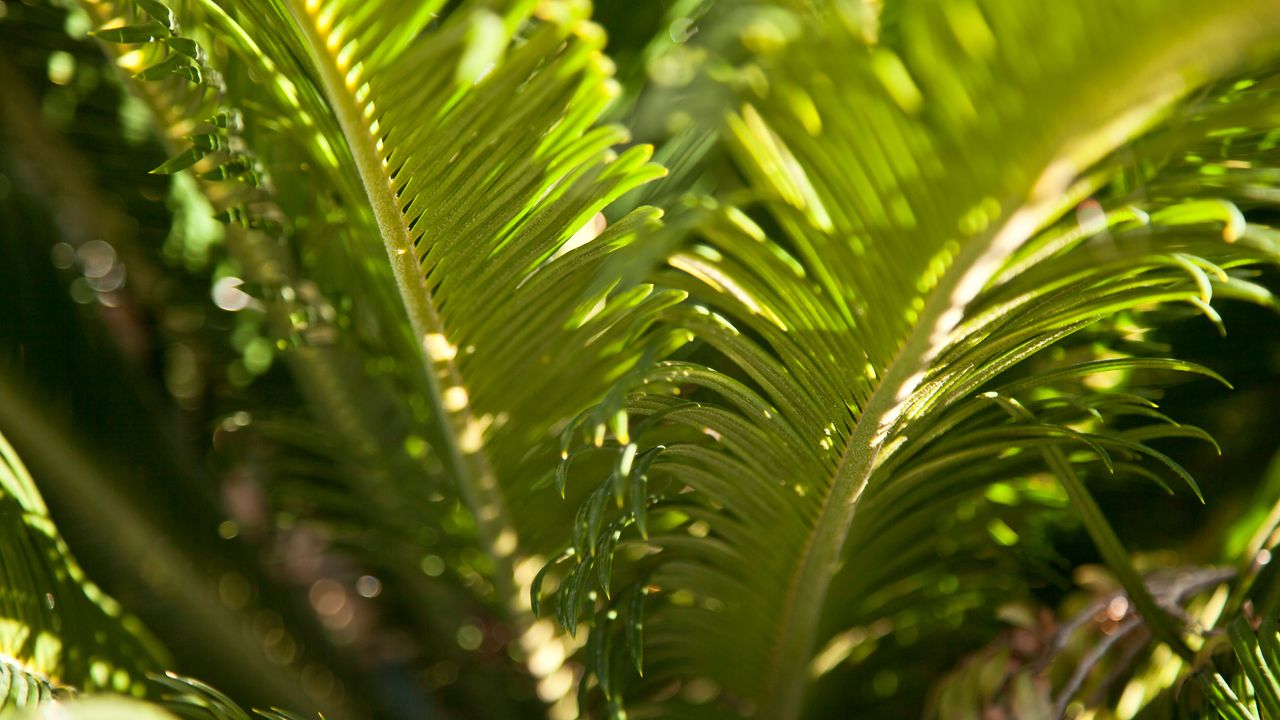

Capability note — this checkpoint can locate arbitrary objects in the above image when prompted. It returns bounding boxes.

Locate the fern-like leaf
[548,2,1280,717]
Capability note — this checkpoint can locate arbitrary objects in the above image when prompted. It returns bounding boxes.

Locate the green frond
[86,0,670,580]
[73,5,497,711]
[13,0,1280,717]
[82,0,676,712]
[13,671,320,717]
[20,696,181,720]
[10,672,315,720]
[0,428,164,708]
[543,1,1280,717]
[2,658,68,713]
[154,672,314,720]
[234,0,671,577]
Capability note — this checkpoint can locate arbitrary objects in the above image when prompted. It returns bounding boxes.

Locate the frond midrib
[281,0,522,608]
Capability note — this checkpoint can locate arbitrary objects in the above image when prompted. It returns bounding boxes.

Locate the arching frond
[23,696,181,720]
[154,672,313,720]
[217,0,672,575]
[543,2,1280,718]
[82,0,676,712]
[0,429,164,711]
[7,672,319,720]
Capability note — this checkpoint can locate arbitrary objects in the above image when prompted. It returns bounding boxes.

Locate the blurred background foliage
[1,0,1279,718]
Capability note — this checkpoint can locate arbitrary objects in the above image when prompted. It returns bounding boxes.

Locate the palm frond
[155,672,314,720]
[22,696,181,719]
[36,0,1280,717]
[83,0,677,712]
[544,2,1280,717]
[10,673,316,720]
[88,0,670,580]
[0,426,164,709]
[1,659,68,714]
[228,0,670,572]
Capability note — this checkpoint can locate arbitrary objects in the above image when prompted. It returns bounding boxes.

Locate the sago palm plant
[2,0,1280,719]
